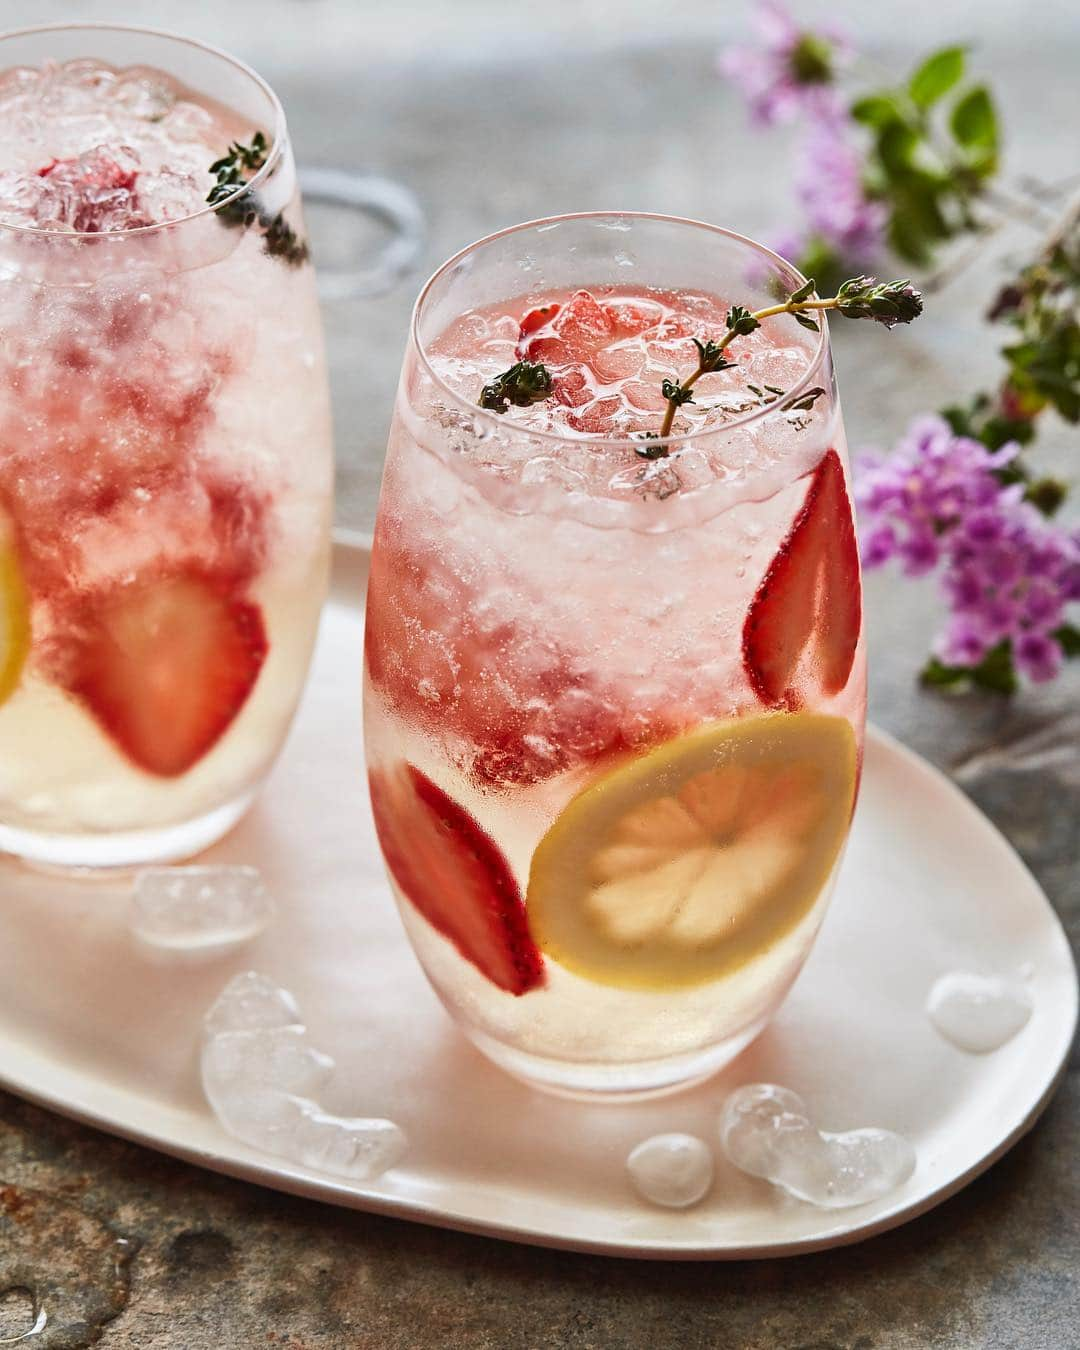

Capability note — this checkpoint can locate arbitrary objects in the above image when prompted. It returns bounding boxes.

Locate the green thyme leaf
[794,312,820,331]
[691,338,736,372]
[206,131,309,268]
[784,386,827,413]
[662,378,695,407]
[635,433,669,460]
[725,306,761,336]
[478,360,553,413]
[788,277,817,304]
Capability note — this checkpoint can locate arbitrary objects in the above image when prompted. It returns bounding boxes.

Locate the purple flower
[793,119,886,263]
[936,614,992,668]
[855,414,1079,685]
[719,1,848,126]
[1014,631,1064,683]
[855,415,1017,570]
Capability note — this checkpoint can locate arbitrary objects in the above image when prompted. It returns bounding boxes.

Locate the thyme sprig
[206,132,309,268]
[654,275,923,440]
[477,276,922,447]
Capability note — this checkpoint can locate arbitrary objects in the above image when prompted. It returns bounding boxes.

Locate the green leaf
[635,434,669,461]
[887,206,934,265]
[850,94,902,128]
[788,277,817,304]
[878,120,920,174]
[921,641,1018,695]
[920,657,970,689]
[972,641,1019,695]
[1054,624,1080,658]
[794,312,820,332]
[909,46,966,108]
[950,86,999,171]
[1024,477,1068,516]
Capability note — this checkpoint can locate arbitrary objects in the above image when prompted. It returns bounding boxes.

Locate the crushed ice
[626,1133,713,1209]
[131,865,274,956]
[201,972,407,1181]
[719,1084,915,1209]
[926,971,1033,1053]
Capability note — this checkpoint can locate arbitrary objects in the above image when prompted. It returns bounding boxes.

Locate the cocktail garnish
[650,276,923,443]
[477,276,923,450]
[478,360,554,413]
[206,132,309,267]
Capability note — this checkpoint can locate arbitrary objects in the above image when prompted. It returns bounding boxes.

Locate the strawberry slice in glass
[742,449,862,709]
[369,764,545,995]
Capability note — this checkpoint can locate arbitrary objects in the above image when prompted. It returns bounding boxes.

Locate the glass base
[0,790,256,872]
[464,1016,769,1103]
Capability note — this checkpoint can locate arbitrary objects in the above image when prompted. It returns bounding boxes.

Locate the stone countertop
[0,3,1077,1347]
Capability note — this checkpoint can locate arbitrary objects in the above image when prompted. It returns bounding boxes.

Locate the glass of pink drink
[0,25,333,868]
[365,214,864,1099]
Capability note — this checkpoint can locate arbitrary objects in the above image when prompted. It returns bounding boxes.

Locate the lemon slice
[0,527,29,707]
[526,713,857,991]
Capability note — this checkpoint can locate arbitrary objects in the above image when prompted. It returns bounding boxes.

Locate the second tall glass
[365,214,866,1099]
[0,24,333,868]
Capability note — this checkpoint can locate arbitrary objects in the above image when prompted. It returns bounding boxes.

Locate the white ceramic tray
[0,542,1075,1260]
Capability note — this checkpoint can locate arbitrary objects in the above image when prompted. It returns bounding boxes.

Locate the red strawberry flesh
[63,568,268,777]
[742,448,862,709]
[369,763,545,995]
[517,288,615,367]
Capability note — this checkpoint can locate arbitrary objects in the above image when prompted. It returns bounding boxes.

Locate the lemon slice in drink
[526,713,857,991]
[0,530,29,707]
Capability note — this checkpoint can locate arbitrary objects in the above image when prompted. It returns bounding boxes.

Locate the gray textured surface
[0,3,1077,1347]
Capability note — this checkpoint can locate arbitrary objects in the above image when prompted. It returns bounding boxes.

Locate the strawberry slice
[517,288,614,366]
[742,449,861,709]
[515,302,562,357]
[368,763,545,995]
[63,568,267,776]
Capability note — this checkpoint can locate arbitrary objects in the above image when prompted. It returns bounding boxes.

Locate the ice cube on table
[626,1133,713,1209]
[719,1083,916,1210]
[294,1110,408,1181]
[132,865,274,956]
[201,1026,335,1148]
[926,971,1033,1053]
[202,1026,334,1099]
[200,975,408,1182]
[203,971,303,1036]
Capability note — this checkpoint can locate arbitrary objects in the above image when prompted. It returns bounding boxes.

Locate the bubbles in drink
[719,1084,915,1209]
[131,865,274,956]
[926,971,1033,1053]
[201,974,407,1181]
[626,1133,714,1208]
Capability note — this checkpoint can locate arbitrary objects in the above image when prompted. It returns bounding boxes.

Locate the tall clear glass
[364,214,865,1099]
[0,25,333,868]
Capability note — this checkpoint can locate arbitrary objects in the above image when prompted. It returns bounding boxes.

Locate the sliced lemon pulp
[526,713,857,991]
[0,528,29,707]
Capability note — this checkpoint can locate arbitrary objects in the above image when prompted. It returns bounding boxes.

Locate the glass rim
[0,21,288,241]
[411,210,830,452]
